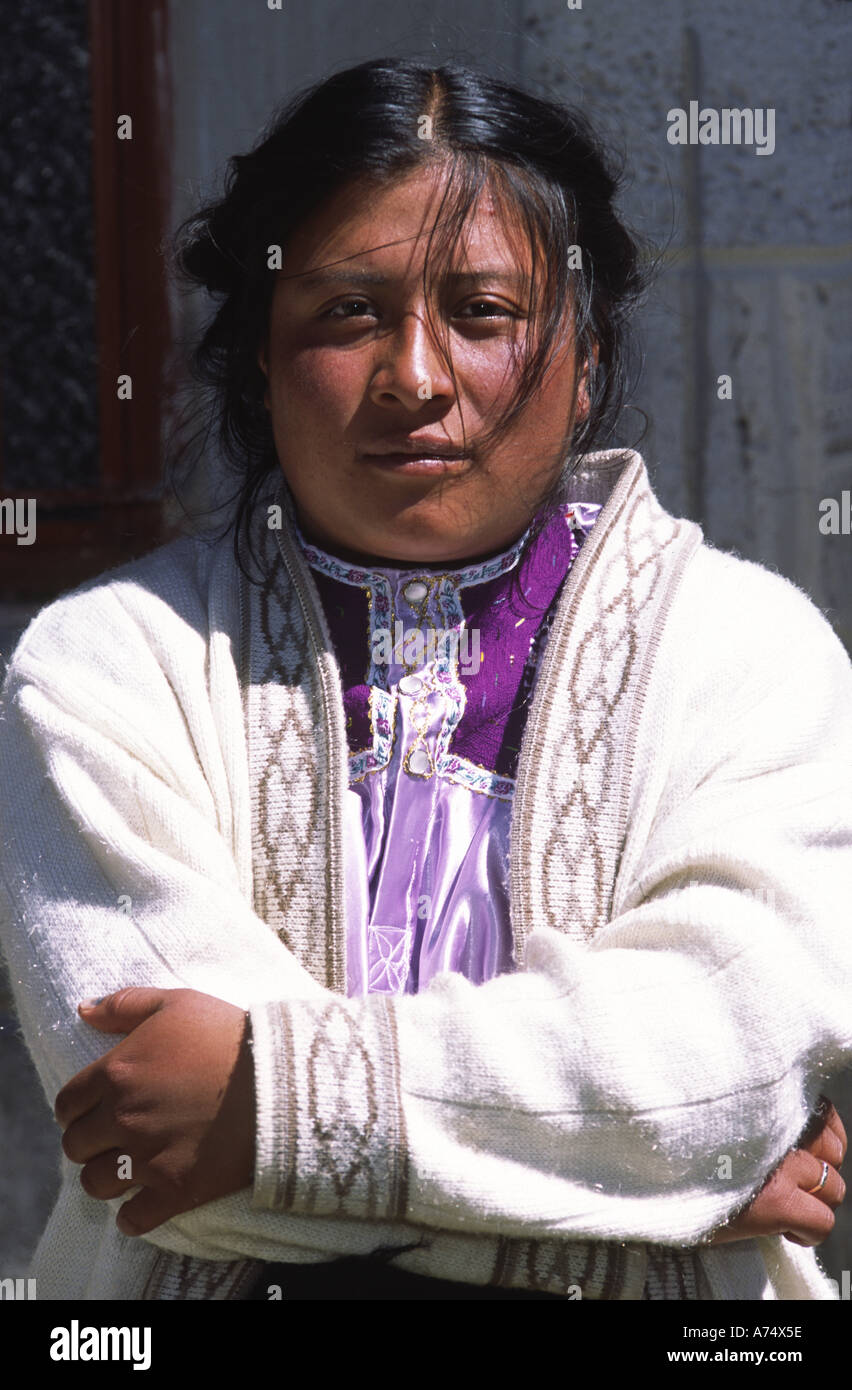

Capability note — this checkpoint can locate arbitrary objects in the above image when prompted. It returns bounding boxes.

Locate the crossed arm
[54,984,847,1248]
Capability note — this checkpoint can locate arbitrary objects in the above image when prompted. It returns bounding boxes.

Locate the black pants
[246,1256,565,1301]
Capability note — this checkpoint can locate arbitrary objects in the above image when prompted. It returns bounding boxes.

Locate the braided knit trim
[511,450,703,953]
[498,450,703,1298]
[245,497,349,993]
[141,1252,261,1302]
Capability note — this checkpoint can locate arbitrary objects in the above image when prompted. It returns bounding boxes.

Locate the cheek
[447,338,525,415]
[272,346,366,422]
[525,352,579,430]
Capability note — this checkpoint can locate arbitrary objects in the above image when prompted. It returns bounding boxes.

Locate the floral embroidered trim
[300,502,603,797]
[436,756,517,800]
[365,579,394,688]
[349,685,396,782]
[296,522,533,592]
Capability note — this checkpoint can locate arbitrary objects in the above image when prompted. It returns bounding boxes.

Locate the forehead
[279,161,532,283]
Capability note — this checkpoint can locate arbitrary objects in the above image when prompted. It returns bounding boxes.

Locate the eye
[456,299,517,320]
[324,298,377,320]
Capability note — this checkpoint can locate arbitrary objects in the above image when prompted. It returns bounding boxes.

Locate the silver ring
[807,1160,830,1195]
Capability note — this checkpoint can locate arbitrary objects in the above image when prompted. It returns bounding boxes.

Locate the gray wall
[522,0,852,651]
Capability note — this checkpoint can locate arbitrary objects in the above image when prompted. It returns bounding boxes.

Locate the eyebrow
[291,267,529,292]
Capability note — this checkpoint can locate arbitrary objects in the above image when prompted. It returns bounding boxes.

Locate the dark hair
[167,57,653,582]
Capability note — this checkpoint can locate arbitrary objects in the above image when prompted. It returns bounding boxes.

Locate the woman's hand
[54,987,255,1237]
[709,1097,846,1247]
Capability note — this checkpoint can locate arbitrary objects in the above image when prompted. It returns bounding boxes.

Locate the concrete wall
[520,0,851,653]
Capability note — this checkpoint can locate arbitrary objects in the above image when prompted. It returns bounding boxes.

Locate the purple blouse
[295,502,601,998]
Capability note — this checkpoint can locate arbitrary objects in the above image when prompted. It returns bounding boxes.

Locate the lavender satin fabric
[295,502,601,997]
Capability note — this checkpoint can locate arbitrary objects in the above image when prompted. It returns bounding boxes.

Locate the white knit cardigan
[1,449,850,1301]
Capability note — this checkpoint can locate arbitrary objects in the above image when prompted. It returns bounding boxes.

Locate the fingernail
[79,997,105,1011]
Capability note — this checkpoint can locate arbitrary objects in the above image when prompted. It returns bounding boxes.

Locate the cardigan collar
[289,501,602,787]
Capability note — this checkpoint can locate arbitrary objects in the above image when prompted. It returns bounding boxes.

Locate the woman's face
[258,161,587,564]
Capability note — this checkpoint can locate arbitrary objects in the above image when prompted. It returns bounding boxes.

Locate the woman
[0,59,849,1302]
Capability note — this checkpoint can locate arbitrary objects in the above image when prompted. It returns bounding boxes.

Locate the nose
[367,310,455,412]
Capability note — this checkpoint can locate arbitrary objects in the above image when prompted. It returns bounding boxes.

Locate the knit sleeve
[0,576,331,1262]
[248,557,852,1245]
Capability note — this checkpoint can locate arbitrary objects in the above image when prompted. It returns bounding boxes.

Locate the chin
[322,522,469,568]
[373,517,478,563]
[298,494,501,567]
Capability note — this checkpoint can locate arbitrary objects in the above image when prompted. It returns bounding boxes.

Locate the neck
[293,518,536,571]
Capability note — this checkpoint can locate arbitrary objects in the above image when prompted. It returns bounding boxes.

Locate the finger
[55,1059,105,1130]
[78,987,169,1034]
[735,1152,840,1246]
[805,1123,846,1168]
[779,1194,835,1246]
[811,1097,847,1159]
[116,1187,184,1238]
[802,1156,846,1210]
[819,1101,848,1164]
[61,1098,126,1166]
[799,1098,846,1167]
[79,1149,140,1201]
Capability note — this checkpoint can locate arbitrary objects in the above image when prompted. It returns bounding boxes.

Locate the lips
[358,438,471,475]
[362,455,468,479]
[361,438,467,458]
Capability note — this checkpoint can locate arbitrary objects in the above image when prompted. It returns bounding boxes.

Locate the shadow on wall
[0,606,850,1288]
[0,605,63,1275]
[0,968,63,1275]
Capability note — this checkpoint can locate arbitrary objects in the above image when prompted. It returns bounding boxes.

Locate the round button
[398,674,423,696]
[403,580,429,604]
[406,747,431,776]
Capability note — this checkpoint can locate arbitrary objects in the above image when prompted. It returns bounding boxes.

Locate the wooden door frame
[0,0,173,600]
